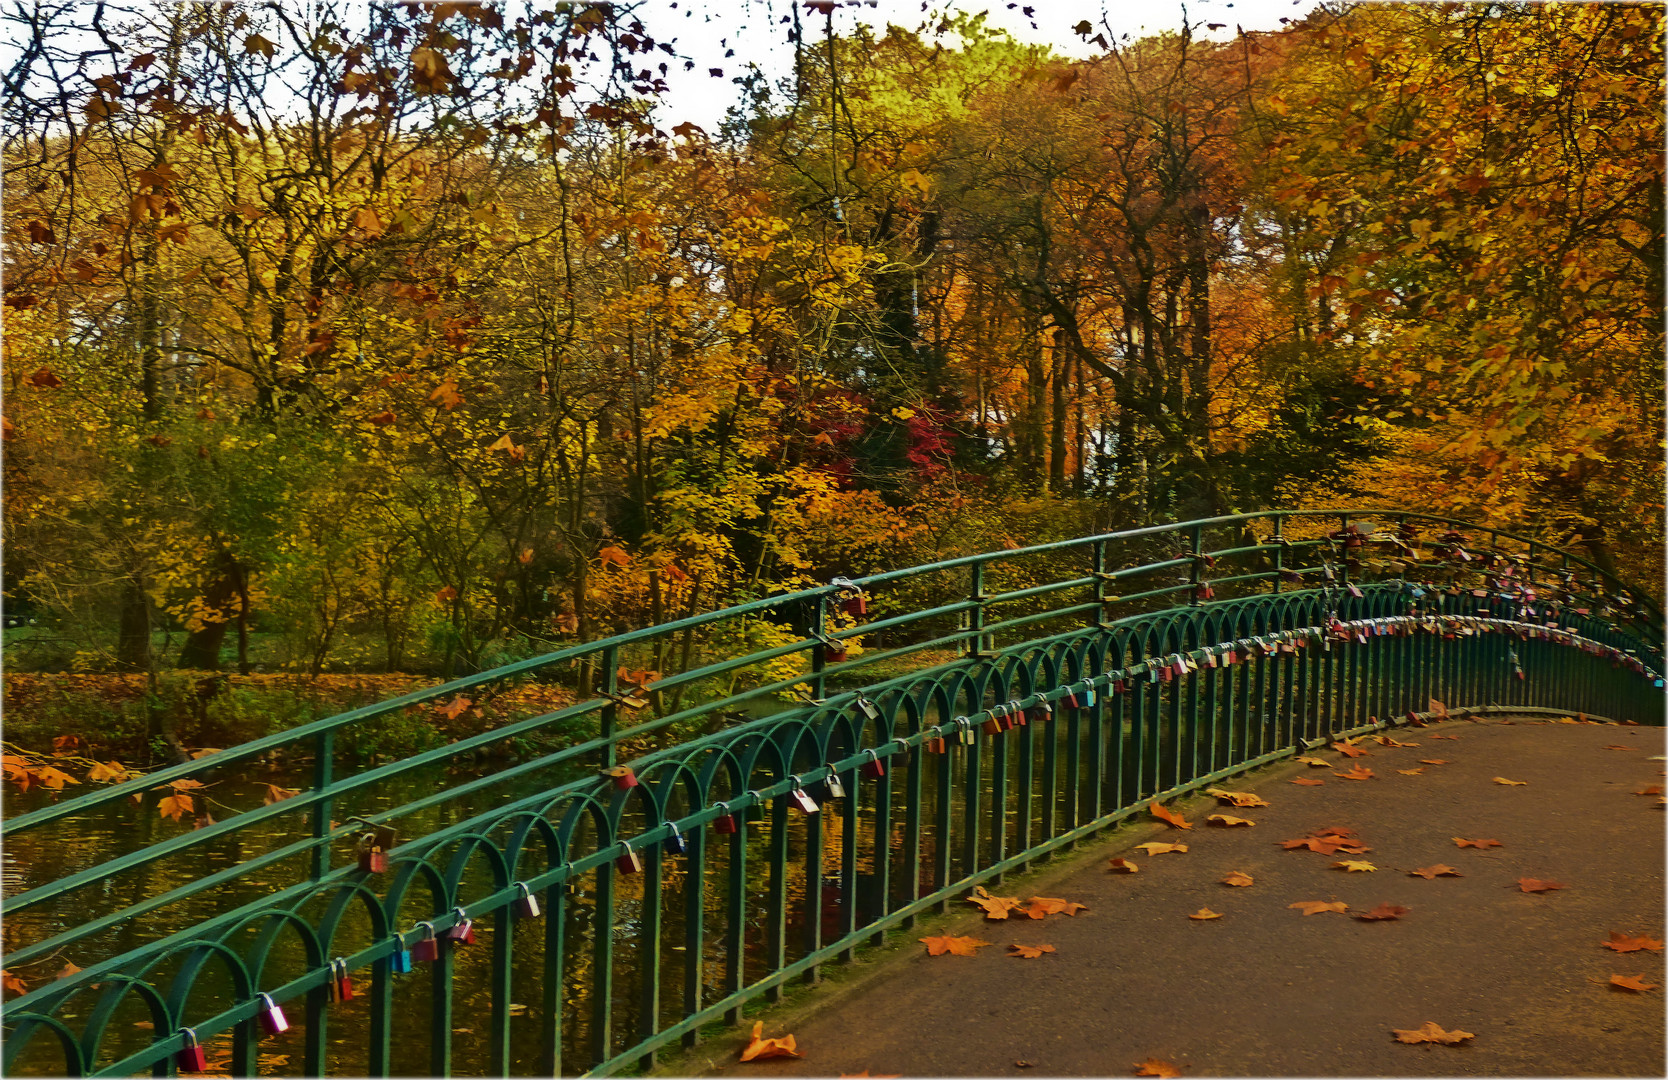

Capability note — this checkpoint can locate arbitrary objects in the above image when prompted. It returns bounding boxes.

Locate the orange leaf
[1601,745,1638,751]
[1134,1060,1181,1078]
[436,585,458,602]
[1,969,26,995]
[1332,742,1369,758]
[27,367,64,388]
[1603,932,1664,953]
[1375,736,1419,747]
[1453,837,1501,849]
[158,793,194,821]
[839,1073,900,1078]
[1188,908,1223,920]
[367,411,396,426]
[1633,786,1664,797]
[168,778,204,791]
[1222,871,1253,887]
[1609,975,1659,992]
[1355,903,1409,921]
[435,695,472,720]
[1392,1022,1474,1044]
[1291,777,1324,786]
[1418,759,1450,765]
[51,734,80,755]
[87,760,129,783]
[1136,842,1187,855]
[55,961,80,980]
[919,935,990,956]
[1332,860,1376,872]
[1023,896,1087,919]
[1397,768,1425,776]
[1429,734,1460,740]
[1493,776,1527,786]
[1008,943,1056,958]
[1408,865,1461,879]
[1517,878,1565,893]
[1289,900,1347,916]
[1149,801,1192,829]
[263,784,300,805]
[1296,756,1331,767]
[1334,765,1375,781]
[1206,788,1268,808]
[1207,814,1255,827]
[519,548,534,565]
[966,885,1024,919]
[1107,857,1139,873]
[429,380,465,409]
[738,1020,801,1062]
[34,766,81,790]
[596,545,632,568]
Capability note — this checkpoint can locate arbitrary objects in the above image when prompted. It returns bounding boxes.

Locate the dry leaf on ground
[1453,837,1501,849]
[1150,802,1193,829]
[966,885,1023,920]
[1335,765,1375,780]
[1188,908,1223,920]
[1137,842,1188,856]
[1107,857,1140,873]
[1207,814,1255,827]
[739,1021,801,1062]
[1376,736,1420,747]
[1418,759,1450,765]
[1602,745,1639,751]
[1493,777,1527,786]
[1008,944,1056,959]
[1634,786,1663,796]
[1356,903,1409,920]
[1289,900,1348,916]
[1297,756,1332,767]
[920,935,991,956]
[1429,734,1459,740]
[1333,860,1376,872]
[1397,768,1425,776]
[1206,788,1269,807]
[1291,777,1324,786]
[1409,865,1462,879]
[1333,743,1370,758]
[1392,1022,1474,1045]
[838,1072,900,1078]
[1222,871,1253,887]
[1024,897,1087,918]
[1610,975,1659,992]
[1603,932,1664,953]
[1517,878,1565,893]
[1134,1060,1181,1078]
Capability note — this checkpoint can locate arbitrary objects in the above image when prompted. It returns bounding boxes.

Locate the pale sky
[644,0,1321,129]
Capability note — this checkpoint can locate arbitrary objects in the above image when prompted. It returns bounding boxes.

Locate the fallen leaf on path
[839,1072,899,1078]
[1603,932,1664,953]
[1188,908,1223,920]
[967,885,1024,919]
[1376,736,1420,747]
[1493,777,1527,785]
[1335,765,1375,780]
[1517,878,1565,893]
[1024,897,1087,918]
[1207,814,1255,827]
[1418,759,1449,765]
[1206,788,1269,807]
[1222,871,1253,887]
[1356,903,1409,921]
[1291,777,1324,786]
[1107,857,1139,873]
[1392,1022,1474,1045]
[1289,900,1348,916]
[1150,802,1193,829]
[1333,860,1376,872]
[1409,865,1462,878]
[1602,745,1638,751]
[1453,837,1501,849]
[1134,1060,1181,1078]
[739,1021,801,1062]
[920,935,991,956]
[1137,842,1187,856]
[1633,786,1663,797]
[1609,975,1659,992]
[1397,768,1425,776]
[1297,756,1331,767]
[1333,743,1370,758]
[1282,834,1370,855]
[1429,734,1460,740]
[1008,944,1056,958]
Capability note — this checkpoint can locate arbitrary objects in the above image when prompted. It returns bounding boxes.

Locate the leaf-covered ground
[688,720,1664,1077]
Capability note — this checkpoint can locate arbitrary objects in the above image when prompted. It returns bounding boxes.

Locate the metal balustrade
[2,510,1662,1077]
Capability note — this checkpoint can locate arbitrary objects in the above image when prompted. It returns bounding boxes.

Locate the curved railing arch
[3,511,1661,1076]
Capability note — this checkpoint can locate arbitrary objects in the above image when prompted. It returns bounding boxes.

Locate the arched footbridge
[3,511,1662,1077]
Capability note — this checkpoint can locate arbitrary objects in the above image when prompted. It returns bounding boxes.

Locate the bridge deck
[684,719,1665,1078]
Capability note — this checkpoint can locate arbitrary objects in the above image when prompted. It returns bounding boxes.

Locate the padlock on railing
[1061,688,1079,708]
[411,921,439,963]
[662,822,688,857]
[1194,582,1214,601]
[330,958,354,1003]
[176,1029,208,1072]
[855,695,880,720]
[822,768,845,801]
[788,778,819,814]
[616,839,643,875]
[445,907,475,945]
[861,749,886,780]
[712,801,738,834]
[255,993,289,1036]
[981,712,1002,736]
[822,634,848,663]
[1027,701,1053,724]
[356,832,388,874]
[513,881,541,919]
[925,733,948,754]
[1081,682,1097,707]
[1005,699,1025,727]
[956,717,977,746]
[390,937,414,973]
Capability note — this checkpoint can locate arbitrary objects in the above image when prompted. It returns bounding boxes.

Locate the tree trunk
[116,579,152,672]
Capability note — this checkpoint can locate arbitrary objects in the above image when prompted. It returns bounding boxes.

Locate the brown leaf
[1601,745,1638,751]
[27,367,64,388]
[1493,776,1527,785]
[919,935,990,957]
[1207,814,1255,827]
[1376,736,1420,747]
[157,793,193,822]
[1429,734,1460,740]
[966,885,1024,920]
[738,1020,801,1062]
[1188,908,1223,920]
[1023,897,1087,919]
[55,961,81,980]
[1517,878,1565,893]
[1335,764,1375,781]
[1356,903,1409,921]
[1134,1059,1181,1078]
[428,380,464,409]
[1136,842,1188,856]
[1289,900,1348,916]
[1296,756,1332,767]
[1453,837,1501,849]
[1397,768,1425,776]
[436,585,458,602]
[367,411,396,426]
[1291,777,1324,786]
[1332,860,1376,872]
[1149,801,1192,830]
[1221,871,1253,887]
[435,695,471,721]
[1609,975,1659,992]
[1008,943,1056,958]
[1418,759,1450,765]
[1392,1021,1474,1044]
[1,969,26,995]
[1333,742,1370,758]
[1107,857,1139,873]
[839,1073,900,1078]
[596,545,632,568]
[263,784,300,805]
[87,760,130,783]
[1603,932,1664,953]
[1206,787,1269,807]
[1408,865,1462,879]
[1633,786,1663,797]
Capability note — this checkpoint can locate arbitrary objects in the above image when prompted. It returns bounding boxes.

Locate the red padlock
[1008,700,1027,726]
[357,842,387,874]
[981,715,1002,736]
[1062,691,1079,709]
[411,922,439,963]
[1158,665,1173,683]
[788,783,819,814]
[331,958,354,1003]
[445,907,475,945]
[861,749,886,780]
[176,1029,208,1072]
[602,765,638,790]
[513,882,541,919]
[925,735,947,754]
[825,638,848,663]
[712,801,738,834]
[842,591,868,617]
[255,993,289,1036]
[616,841,643,874]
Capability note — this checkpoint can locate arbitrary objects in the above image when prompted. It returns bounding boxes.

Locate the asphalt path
[684,718,1665,1078]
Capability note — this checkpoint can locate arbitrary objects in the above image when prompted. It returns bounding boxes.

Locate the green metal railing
[2,510,1662,1076]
